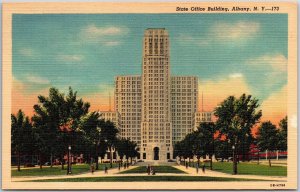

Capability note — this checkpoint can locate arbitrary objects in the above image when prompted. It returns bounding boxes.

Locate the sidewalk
[11,165,138,182]
[12,164,287,182]
[174,165,287,181]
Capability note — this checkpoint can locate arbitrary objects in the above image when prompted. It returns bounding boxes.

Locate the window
[143,153,146,159]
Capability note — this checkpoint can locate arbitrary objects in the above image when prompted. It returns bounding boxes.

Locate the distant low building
[194,111,213,131]
[99,111,121,132]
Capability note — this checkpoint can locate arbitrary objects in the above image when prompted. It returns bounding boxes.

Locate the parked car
[25,163,35,167]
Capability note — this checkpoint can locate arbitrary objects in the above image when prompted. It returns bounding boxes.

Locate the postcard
[2,1,297,190]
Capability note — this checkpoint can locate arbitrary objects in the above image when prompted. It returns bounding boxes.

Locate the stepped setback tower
[101,28,211,161]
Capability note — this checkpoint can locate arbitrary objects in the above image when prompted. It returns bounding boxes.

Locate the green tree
[99,120,119,168]
[278,116,287,151]
[257,121,279,167]
[181,134,195,166]
[32,87,90,170]
[214,94,262,174]
[214,139,231,162]
[79,111,103,170]
[197,122,216,170]
[116,138,128,165]
[11,110,34,171]
[174,141,184,163]
[127,140,139,164]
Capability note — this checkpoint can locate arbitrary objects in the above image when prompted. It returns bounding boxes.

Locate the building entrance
[154,147,159,160]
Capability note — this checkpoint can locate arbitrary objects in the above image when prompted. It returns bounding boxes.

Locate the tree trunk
[61,157,65,170]
[109,147,113,168]
[257,151,260,165]
[95,143,99,170]
[95,156,99,170]
[269,157,272,167]
[50,153,53,168]
[210,155,213,170]
[39,153,43,169]
[17,151,21,172]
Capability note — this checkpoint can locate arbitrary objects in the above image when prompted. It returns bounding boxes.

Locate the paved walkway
[12,164,287,182]
[11,165,138,182]
[173,165,287,181]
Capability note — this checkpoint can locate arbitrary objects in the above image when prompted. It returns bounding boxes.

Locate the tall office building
[140,29,172,161]
[100,28,211,161]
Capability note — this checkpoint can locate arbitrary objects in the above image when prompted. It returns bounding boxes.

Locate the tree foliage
[11,110,35,171]
[99,120,119,167]
[278,116,287,151]
[256,121,279,166]
[31,87,90,168]
[214,94,262,161]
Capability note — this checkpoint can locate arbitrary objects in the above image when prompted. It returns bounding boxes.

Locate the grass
[120,166,186,174]
[12,163,117,177]
[28,176,270,182]
[211,162,287,176]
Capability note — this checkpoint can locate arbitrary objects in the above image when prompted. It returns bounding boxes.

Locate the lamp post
[67,145,72,175]
[232,145,237,175]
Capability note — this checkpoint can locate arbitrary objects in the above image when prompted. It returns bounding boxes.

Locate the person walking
[152,166,156,175]
[118,162,121,171]
[104,165,108,174]
[90,163,95,174]
[202,163,206,174]
[147,164,150,175]
[196,163,199,174]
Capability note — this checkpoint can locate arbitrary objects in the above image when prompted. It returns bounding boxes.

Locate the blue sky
[12,14,288,119]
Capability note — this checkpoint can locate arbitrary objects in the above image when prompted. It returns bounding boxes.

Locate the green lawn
[120,166,186,174]
[12,163,117,177]
[28,176,270,182]
[211,162,287,176]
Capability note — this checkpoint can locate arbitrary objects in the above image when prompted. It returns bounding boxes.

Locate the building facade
[194,111,213,131]
[101,28,212,161]
[115,76,142,144]
[99,111,122,132]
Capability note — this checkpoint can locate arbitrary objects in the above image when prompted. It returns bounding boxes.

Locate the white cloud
[198,76,251,111]
[210,21,260,41]
[58,54,84,62]
[177,21,260,46]
[260,84,287,124]
[80,25,129,46]
[247,54,287,72]
[25,75,50,85]
[83,25,125,36]
[104,41,120,46]
[19,48,35,57]
[229,73,243,78]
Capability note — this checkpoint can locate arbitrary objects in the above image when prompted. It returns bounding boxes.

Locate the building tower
[141,28,172,161]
